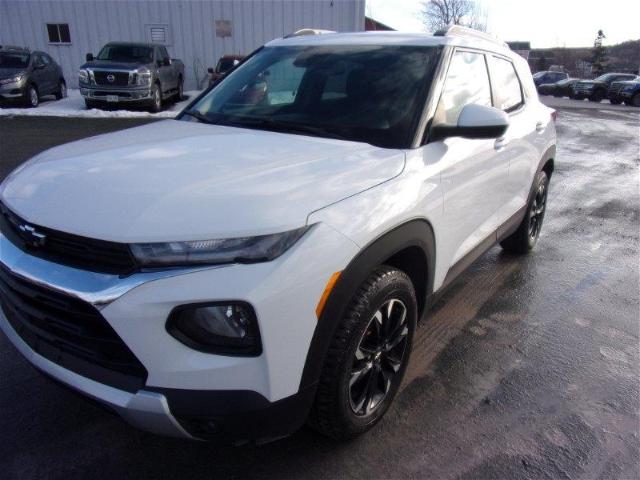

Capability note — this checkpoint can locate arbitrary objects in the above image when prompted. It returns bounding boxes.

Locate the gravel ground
[0,109,638,479]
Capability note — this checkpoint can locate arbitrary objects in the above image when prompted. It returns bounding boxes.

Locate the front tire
[149,83,162,112]
[26,85,39,108]
[500,170,549,254]
[308,266,417,440]
[589,89,605,102]
[630,93,640,107]
[609,98,622,105]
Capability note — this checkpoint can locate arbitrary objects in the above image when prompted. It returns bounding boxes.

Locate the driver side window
[434,50,492,125]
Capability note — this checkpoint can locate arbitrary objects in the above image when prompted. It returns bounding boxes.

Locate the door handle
[494,137,508,150]
[536,121,545,133]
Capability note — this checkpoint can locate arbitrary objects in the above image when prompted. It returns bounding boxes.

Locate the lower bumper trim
[0,307,193,439]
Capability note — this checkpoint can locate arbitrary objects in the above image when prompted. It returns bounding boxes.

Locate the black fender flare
[527,144,555,206]
[299,219,435,390]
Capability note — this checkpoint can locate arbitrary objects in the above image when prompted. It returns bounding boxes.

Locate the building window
[145,24,170,45]
[47,23,71,44]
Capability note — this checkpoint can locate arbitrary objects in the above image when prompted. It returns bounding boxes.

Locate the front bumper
[0,223,358,441]
[80,86,153,102]
[0,82,25,99]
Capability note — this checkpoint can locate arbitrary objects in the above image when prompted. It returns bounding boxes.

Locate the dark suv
[573,73,638,102]
[533,71,568,88]
[0,47,66,107]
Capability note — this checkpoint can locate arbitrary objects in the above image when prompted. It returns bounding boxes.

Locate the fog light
[167,302,261,356]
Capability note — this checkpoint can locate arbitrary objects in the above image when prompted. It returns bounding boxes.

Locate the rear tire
[55,79,67,100]
[308,266,416,440]
[175,77,184,102]
[500,170,549,254]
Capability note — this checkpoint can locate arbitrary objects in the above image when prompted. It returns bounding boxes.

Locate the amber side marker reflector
[316,271,342,319]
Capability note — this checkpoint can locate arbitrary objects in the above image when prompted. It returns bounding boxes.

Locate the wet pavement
[0,110,638,479]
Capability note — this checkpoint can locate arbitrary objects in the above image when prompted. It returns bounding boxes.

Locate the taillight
[551,110,558,122]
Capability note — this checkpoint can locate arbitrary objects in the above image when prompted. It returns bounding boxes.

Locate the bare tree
[421,0,487,32]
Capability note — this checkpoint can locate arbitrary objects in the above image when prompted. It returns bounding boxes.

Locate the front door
[423,49,510,272]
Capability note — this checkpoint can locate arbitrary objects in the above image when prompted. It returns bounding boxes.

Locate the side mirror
[86,53,94,62]
[431,104,509,141]
[207,67,214,74]
[163,58,171,67]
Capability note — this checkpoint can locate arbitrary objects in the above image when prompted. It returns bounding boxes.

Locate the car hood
[0,120,405,243]
[81,60,151,70]
[0,67,26,78]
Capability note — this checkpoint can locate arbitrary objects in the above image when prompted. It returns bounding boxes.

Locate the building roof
[364,16,395,31]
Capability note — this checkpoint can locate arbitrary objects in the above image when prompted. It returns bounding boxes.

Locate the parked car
[79,42,185,112]
[608,79,640,106]
[208,54,244,86]
[533,70,568,87]
[0,46,66,107]
[573,72,638,102]
[0,26,556,444]
[537,78,579,98]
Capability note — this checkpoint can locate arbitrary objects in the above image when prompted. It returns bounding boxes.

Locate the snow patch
[0,88,203,119]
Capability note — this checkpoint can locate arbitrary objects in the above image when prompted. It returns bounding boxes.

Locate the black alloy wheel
[348,299,409,416]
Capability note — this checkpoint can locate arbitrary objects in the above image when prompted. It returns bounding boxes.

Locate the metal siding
[0,0,364,90]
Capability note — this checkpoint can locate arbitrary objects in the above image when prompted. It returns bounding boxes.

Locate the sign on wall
[215,20,232,38]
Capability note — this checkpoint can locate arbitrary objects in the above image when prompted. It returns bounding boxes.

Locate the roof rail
[434,25,508,48]
[284,28,336,38]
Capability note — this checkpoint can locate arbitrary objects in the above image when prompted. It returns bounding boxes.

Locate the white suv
[0,27,555,443]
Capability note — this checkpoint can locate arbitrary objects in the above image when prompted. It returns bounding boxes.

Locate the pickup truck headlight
[78,69,89,84]
[130,226,311,267]
[136,68,152,86]
[0,74,24,85]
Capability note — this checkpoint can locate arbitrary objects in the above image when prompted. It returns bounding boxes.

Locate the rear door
[425,49,510,268]
[488,55,541,223]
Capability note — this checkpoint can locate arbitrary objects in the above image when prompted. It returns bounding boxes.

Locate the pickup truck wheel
[149,84,162,113]
[500,170,549,254]
[630,93,640,107]
[609,98,621,105]
[84,99,98,110]
[308,266,416,440]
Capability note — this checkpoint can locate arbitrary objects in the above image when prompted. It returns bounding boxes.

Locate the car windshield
[0,52,30,68]
[533,72,545,79]
[593,73,618,82]
[97,45,153,63]
[184,45,441,148]
[557,78,572,85]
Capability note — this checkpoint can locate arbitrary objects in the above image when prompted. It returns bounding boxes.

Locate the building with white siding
[0,0,365,89]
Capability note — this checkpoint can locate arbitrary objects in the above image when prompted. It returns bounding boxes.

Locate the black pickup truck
[79,42,184,112]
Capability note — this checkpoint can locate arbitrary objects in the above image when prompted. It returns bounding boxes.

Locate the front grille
[0,203,137,275]
[93,71,130,86]
[0,264,148,392]
[573,83,593,94]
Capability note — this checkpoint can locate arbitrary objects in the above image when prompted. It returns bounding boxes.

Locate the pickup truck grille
[0,264,148,393]
[93,71,130,86]
[0,202,137,275]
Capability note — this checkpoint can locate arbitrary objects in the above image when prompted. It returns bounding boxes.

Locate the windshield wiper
[226,116,350,141]
[182,110,216,124]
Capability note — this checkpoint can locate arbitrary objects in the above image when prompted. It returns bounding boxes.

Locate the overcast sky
[366,0,640,48]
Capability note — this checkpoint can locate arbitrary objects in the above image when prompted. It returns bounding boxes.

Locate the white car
[0,27,556,443]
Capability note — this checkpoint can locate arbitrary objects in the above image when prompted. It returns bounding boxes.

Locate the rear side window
[489,56,524,112]
[435,50,492,125]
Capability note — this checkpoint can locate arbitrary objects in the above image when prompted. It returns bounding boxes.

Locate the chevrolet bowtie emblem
[18,223,47,247]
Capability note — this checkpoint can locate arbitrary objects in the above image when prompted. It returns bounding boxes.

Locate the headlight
[136,68,152,86]
[167,302,261,355]
[0,74,23,85]
[78,69,89,83]
[130,226,311,267]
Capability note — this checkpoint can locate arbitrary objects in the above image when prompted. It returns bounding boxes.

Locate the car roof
[103,42,160,49]
[266,31,513,56]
